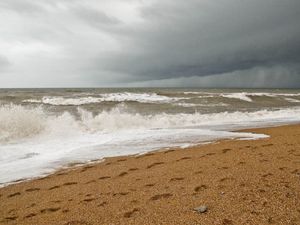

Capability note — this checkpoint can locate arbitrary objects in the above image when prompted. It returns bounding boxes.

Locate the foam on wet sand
[0,124,300,225]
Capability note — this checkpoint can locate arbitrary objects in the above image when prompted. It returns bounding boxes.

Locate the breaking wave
[0,105,46,142]
[2,103,300,185]
[1,104,300,143]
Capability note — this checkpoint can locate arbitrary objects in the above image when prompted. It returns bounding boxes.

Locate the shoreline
[0,124,273,188]
[1,124,300,224]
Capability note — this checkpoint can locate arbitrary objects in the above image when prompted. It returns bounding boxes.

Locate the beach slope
[0,124,300,225]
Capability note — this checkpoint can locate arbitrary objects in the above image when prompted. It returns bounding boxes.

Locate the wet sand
[0,124,300,225]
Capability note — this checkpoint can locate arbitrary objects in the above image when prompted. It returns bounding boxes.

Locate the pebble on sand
[193,205,208,213]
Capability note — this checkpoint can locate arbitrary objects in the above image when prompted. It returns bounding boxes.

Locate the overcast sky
[0,0,299,88]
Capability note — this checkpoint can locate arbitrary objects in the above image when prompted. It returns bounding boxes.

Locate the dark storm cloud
[99,0,300,82]
[0,0,299,87]
[125,65,300,88]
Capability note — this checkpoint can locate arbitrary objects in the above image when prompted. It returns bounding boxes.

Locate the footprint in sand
[113,192,129,197]
[170,177,184,182]
[40,207,61,213]
[261,173,273,178]
[8,209,16,214]
[137,153,155,159]
[222,148,232,153]
[63,182,78,186]
[262,144,274,147]
[27,203,36,208]
[164,149,175,154]
[80,165,94,173]
[118,172,128,177]
[194,185,208,192]
[26,188,40,192]
[124,208,139,218]
[222,218,233,225]
[85,180,96,184]
[219,177,234,182]
[24,213,36,219]
[221,167,229,170]
[117,159,127,162]
[99,176,111,180]
[147,162,164,169]
[4,216,18,221]
[98,201,107,207]
[82,198,96,203]
[176,157,192,162]
[206,153,216,156]
[63,220,91,225]
[56,172,67,176]
[49,185,60,190]
[7,192,21,198]
[150,193,173,201]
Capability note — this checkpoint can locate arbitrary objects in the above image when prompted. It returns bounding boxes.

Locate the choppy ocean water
[1,88,300,186]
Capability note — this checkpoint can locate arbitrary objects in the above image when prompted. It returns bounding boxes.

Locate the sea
[1,88,300,186]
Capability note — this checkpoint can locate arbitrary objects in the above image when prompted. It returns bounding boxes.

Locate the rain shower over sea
[1,88,300,186]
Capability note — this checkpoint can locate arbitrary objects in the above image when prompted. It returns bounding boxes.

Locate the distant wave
[23,92,187,105]
[184,91,300,102]
[221,93,253,102]
[221,92,300,102]
[22,91,300,106]
[175,102,228,107]
[285,97,300,103]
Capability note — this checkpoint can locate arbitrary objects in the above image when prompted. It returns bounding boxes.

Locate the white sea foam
[221,93,253,102]
[23,92,185,105]
[22,92,300,105]
[285,98,300,103]
[1,104,300,186]
[220,92,300,102]
[24,96,103,105]
[175,102,228,107]
[0,105,46,143]
[99,92,181,103]
[1,104,300,144]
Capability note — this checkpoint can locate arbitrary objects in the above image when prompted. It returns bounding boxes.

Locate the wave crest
[23,92,184,105]
[2,104,300,143]
[0,104,46,142]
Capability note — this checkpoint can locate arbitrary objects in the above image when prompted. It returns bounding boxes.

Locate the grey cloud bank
[0,0,299,88]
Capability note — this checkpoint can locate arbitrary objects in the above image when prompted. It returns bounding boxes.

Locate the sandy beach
[0,124,300,225]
